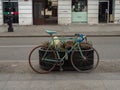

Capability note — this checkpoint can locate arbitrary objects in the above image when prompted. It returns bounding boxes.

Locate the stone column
[19,0,33,25]
[88,0,98,24]
[58,0,71,25]
[0,1,3,25]
[114,0,120,24]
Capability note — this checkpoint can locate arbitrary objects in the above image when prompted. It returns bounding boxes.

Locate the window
[45,0,58,17]
[72,0,87,23]
[72,0,87,12]
[44,0,58,24]
[3,1,19,23]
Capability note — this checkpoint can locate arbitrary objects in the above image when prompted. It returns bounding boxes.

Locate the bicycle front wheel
[28,45,57,74]
[71,47,99,72]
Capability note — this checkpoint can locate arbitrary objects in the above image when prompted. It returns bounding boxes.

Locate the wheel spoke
[71,47,99,73]
[28,45,57,74]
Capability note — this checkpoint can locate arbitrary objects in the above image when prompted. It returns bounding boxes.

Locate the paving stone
[0,81,7,90]
[3,81,30,90]
[102,80,120,90]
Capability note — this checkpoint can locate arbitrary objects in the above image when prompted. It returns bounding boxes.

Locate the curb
[0,34,120,37]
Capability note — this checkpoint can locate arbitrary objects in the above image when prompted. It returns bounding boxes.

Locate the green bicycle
[28,30,99,74]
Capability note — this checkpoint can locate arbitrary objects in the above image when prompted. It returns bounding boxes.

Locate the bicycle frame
[41,35,85,63]
[58,42,85,62]
[28,30,99,73]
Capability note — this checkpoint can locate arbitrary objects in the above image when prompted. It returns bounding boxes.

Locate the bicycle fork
[77,44,86,60]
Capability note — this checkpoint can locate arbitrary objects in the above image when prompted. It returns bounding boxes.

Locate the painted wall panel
[88,0,98,24]
[88,13,98,17]
[19,0,32,25]
[88,9,98,13]
[114,0,120,23]
[58,6,71,9]
[58,0,71,25]
[58,13,71,17]
[19,10,32,14]
[0,1,3,25]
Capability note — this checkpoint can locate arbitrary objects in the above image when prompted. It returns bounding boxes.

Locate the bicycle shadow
[0,60,120,74]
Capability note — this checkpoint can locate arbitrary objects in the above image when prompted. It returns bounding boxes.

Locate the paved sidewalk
[0,24,120,37]
[0,60,120,90]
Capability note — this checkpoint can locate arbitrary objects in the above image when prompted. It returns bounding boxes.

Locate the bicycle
[28,30,99,74]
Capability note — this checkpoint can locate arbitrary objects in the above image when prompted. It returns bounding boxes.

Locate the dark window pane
[3,2,19,23]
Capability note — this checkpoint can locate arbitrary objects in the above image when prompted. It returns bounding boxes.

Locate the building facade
[0,0,120,25]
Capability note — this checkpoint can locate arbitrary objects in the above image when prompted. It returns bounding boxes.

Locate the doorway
[99,1,109,23]
[33,0,58,25]
[99,0,114,23]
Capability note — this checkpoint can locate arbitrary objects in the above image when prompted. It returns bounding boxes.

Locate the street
[0,37,120,90]
[0,37,120,61]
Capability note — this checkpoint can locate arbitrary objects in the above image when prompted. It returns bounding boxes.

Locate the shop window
[44,0,58,24]
[72,0,87,23]
[3,2,19,23]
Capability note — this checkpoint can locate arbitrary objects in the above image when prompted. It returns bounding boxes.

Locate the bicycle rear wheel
[28,45,57,74]
[71,46,99,72]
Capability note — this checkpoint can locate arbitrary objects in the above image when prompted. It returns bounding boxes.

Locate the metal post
[7,0,14,32]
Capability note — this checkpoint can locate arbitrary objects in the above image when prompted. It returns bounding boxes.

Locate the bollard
[7,0,14,32]
[7,14,13,32]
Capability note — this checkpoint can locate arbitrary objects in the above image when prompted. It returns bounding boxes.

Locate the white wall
[88,0,98,24]
[0,1,3,25]
[114,0,120,24]
[19,0,33,25]
[58,0,71,25]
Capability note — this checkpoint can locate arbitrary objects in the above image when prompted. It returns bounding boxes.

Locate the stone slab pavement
[0,60,120,90]
[0,24,120,37]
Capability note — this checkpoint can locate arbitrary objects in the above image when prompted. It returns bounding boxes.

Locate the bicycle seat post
[50,33,53,37]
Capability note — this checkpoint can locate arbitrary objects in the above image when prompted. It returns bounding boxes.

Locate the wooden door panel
[33,0,45,25]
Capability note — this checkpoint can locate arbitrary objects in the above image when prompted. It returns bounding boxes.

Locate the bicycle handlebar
[75,34,86,43]
[45,30,87,43]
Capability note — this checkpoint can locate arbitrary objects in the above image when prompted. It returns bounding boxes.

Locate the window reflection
[72,0,87,12]
[45,0,58,24]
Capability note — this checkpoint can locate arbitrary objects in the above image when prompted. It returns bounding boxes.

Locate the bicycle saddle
[46,30,56,35]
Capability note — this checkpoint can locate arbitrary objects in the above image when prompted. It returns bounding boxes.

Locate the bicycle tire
[28,45,57,74]
[71,46,99,73]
